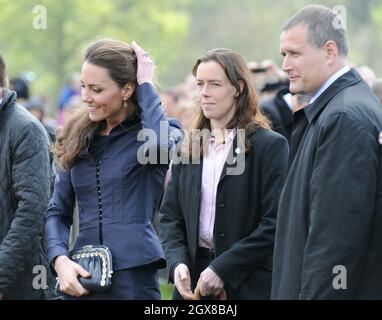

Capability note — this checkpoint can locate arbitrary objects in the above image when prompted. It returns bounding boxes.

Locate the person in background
[160,89,180,118]
[261,86,310,144]
[56,73,81,126]
[9,77,30,105]
[372,79,382,105]
[159,48,288,300]
[357,65,376,87]
[25,96,56,143]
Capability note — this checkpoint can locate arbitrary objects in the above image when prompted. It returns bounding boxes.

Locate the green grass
[160,282,174,300]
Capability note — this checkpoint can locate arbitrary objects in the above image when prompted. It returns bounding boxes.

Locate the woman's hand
[54,255,91,297]
[173,263,194,300]
[131,41,155,85]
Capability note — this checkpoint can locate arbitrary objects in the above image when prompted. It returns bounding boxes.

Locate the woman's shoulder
[250,127,286,143]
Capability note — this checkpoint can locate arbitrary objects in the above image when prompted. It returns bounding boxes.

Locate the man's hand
[196,267,224,297]
[173,263,194,300]
[54,255,91,297]
[379,132,382,145]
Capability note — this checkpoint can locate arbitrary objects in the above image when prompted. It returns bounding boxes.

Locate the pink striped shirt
[199,130,235,248]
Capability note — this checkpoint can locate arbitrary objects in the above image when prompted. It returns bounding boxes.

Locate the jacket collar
[191,130,245,184]
[303,68,362,124]
[276,87,294,126]
[78,112,142,158]
[218,131,242,183]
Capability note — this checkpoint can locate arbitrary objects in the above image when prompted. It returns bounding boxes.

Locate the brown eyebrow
[80,81,103,87]
[196,79,223,83]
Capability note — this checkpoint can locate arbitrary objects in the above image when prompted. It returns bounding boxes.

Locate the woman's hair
[53,38,138,170]
[187,48,270,157]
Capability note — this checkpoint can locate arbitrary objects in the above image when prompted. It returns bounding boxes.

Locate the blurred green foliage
[1,0,382,116]
[0,0,189,113]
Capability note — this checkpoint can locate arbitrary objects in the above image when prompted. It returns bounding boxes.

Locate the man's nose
[282,56,291,72]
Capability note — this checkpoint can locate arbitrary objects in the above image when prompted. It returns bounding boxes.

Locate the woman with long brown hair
[45,39,180,299]
[159,48,288,299]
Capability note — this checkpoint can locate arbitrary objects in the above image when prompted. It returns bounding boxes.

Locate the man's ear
[122,83,135,100]
[324,40,339,65]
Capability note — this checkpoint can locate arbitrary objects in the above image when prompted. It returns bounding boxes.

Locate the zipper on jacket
[95,160,104,245]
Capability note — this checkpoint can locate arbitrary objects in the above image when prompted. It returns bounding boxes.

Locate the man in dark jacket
[261,86,293,143]
[272,5,382,299]
[261,86,309,144]
[0,53,55,299]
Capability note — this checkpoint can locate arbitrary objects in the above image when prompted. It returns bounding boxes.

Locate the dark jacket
[45,83,181,274]
[0,89,54,299]
[272,69,382,299]
[261,86,293,144]
[159,128,288,299]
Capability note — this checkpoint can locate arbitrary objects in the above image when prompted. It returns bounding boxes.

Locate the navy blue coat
[45,83,181,274]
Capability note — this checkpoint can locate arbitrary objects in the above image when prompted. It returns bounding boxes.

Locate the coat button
[218,202,225,208]
[219,231,225,238]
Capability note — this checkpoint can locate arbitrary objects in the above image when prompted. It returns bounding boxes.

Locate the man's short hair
[282,4,349,56]
[0,53,6,88]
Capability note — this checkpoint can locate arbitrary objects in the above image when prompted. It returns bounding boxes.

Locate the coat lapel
[219,133,243,184]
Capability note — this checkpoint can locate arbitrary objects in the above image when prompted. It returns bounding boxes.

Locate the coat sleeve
[300,113,379,299]
[210,133,289,290]
[45,169,75,268]
[0,121,50,296]
[136,83,183,165]
[158,163,191,282]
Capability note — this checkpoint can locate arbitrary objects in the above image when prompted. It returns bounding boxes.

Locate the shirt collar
[210,129,236,144]
[282,93,293,110]
[309,66,350,104]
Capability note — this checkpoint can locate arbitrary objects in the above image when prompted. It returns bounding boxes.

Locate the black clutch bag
[69,245,113,292]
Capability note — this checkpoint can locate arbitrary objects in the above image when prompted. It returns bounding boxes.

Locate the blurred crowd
[9,59,382,140]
